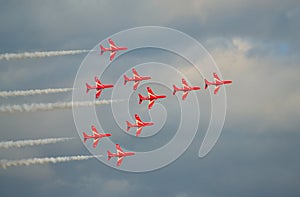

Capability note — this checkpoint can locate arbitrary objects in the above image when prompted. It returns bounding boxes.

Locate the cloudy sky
[0,0,300,196]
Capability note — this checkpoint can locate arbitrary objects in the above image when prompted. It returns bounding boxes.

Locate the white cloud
[232,38,252,52]
[207,38,300,131]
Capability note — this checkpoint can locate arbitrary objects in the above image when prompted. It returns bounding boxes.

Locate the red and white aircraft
[100,38,128,61]
[107,144,135,166]
[173,78,201,100]
[86,76,114,99]
[138,87,166,109]
[124,68,151,90]
[204,73,232,94]
[83,125,111,148]
[126,114,154,137]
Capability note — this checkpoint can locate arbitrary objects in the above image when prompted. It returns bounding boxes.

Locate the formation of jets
[82,38,232,166]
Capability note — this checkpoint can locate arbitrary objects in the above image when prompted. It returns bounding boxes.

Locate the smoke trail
[0,50,91,61]
[0,100,124,113]
[0,155,102,169]
[0,88,73,98]
[0,137,74,150]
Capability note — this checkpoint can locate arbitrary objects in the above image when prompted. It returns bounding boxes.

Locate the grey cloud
[0,1,300,197]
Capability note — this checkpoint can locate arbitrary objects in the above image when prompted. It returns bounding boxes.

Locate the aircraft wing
[91,125,99,135]
[93,138,100,148]
[133,82,140,90]
[94,76,102,87]
[147,87,155,98]
[214,85,221,94]
[117,156,124,166]
[108,39,117,50]
[136,127,143,137]
[132,68,140,78]
[116,144,124,154]
[95,89,102,99]
[110,51,117,61]
[213,73,221,83]
[135,114,143,125]
[182,92,189,100]
[148,100,155,109]
[182,78,190,88]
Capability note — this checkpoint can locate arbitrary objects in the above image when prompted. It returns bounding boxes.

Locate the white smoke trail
[0,137,74,150]
[0,88,73,98]
[0,155,102,169]
[0,50,91,61]
[0,100,124,113]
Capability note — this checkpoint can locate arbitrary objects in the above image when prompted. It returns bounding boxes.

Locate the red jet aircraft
[124,68,151,90]
[107,144,135,166]
[126,114,154,137]
[86,76,114,99]
[100,38,128,61]
[204,73,232,94]
[83,125,111,148]
[138,87,166,109]
[173,78,201,100]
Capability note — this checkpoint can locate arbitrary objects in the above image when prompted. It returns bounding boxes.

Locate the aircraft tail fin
[86,83,92,93]
[100,45,106,55]
[126,121,134,131]
[204,79,210,89]
[173,85,179,95]
[83,132,89,143]
[107,151,113,160]
[138,94,145,104]
[123,75,129,85]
